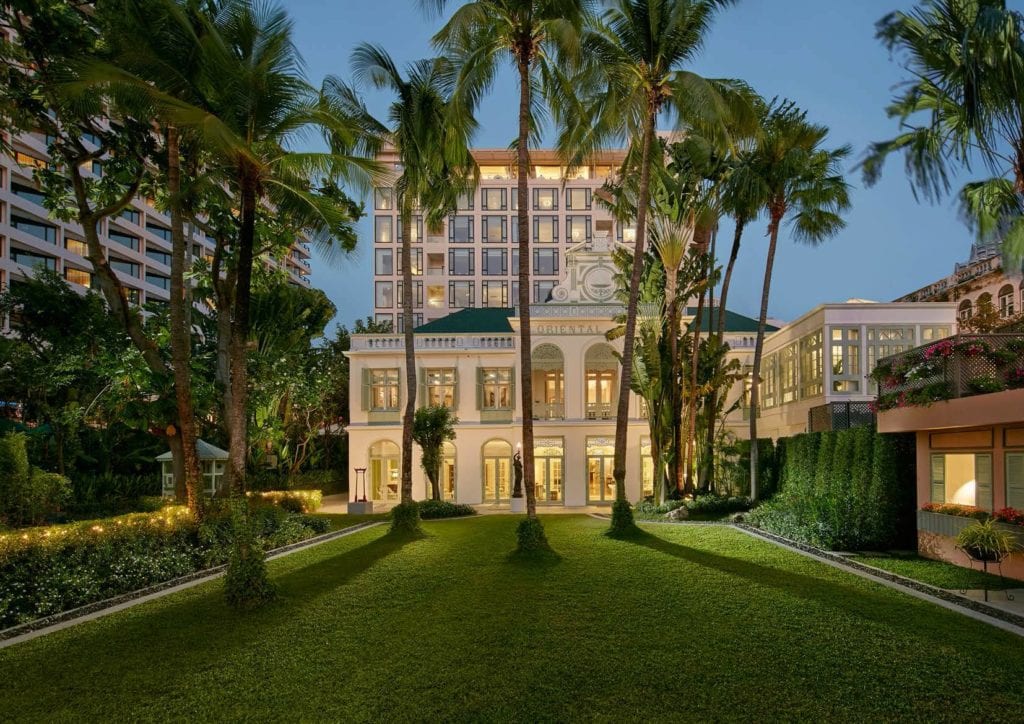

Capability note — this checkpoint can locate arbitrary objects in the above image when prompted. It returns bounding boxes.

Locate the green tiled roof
[689,308,779,334]
[415,308,515,334]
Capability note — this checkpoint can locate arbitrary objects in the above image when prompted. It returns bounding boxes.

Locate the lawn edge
[0,520,384,649]
[734,524,1024,637]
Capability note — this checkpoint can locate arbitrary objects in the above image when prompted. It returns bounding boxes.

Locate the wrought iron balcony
[585,402,613,420]
[533,402,565,420]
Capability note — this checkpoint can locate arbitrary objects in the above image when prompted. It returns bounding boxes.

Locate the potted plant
[510,449,525,513]
[956,518,1019,563]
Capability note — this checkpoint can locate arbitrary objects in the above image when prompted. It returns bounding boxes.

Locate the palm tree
[863,0,1024,259]
[344,44,477,529]
[561,0,752,532]
[427,0,590,548]
[747,102,851,500]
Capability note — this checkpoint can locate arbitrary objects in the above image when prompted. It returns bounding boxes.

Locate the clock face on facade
[582,264,615,301]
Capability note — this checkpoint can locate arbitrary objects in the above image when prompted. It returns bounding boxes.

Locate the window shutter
[418,368,425,406]
[361,368,371,411]
[476,368,484,410]
[1007,453,1024,509]
[929,455,944,503]
[451,369,459,411]
[509,368,516,410]
[975,454,993,511]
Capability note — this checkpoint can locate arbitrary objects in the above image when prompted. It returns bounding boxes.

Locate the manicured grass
[850,552,1020,590]
[2,516,1023,721]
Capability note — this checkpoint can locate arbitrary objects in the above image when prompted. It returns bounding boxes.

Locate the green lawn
[313,512,389,531]
[849,552,1020,590]
[2,516,1023,721]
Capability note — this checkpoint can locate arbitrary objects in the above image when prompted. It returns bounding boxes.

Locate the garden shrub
[515,516,552,552]
[249,489,323,513]
[634,496,749,519]
[748,427,915,551]
[0,433,72,527]
[65,472,160,519]
[722,438,779,499]
[418,500,476,519]
[389,501,422,534]
[224,504,275,610]
[0,503,327,628]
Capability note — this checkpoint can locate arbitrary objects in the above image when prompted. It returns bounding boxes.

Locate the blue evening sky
[287,0,1008,331]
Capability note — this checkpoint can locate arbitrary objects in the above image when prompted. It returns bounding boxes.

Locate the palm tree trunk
[613,106,657,505]
[400,210,416,504]
[749,210,782,502]
[703,218,744,493]
[666,267,682,496]
[228,173,257,494]
[685,237,708,494]
[516,55,538,520]
[167,125,204,514]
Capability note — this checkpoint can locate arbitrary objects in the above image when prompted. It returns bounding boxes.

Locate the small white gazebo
[157,439,229,497]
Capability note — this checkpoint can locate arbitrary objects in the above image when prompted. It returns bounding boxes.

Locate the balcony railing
[533,401,565,420]
[585,402,613,420]
[873,333,1024,411]
[351,334,516,351]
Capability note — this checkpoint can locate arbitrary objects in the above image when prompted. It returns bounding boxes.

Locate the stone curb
[735,524,1024,632]
[0,520,383,647]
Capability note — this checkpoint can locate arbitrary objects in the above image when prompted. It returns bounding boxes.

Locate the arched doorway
[482,439,512,504]
[369,440,400,502]
[441,442,456,501]
[532,343,565,419]
[584,343,618,419]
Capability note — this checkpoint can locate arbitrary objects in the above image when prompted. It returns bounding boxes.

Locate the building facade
[349,235,655,506]
[370,147,628,331]
[896,241,1023,326]
[721,301,958,440]
[0,129,312,308]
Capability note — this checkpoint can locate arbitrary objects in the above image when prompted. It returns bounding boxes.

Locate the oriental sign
[534,323,606,336]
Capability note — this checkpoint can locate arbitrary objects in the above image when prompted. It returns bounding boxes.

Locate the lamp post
[349,467,373,514]
[354,467,367,501]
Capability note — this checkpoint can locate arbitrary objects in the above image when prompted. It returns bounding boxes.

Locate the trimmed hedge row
[249,489,323,513]
[0,501,329,629]
[635,495,751,519]
[418,500,477,519]
[749,427,915,551]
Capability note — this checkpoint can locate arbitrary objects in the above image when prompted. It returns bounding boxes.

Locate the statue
[512,451,523,498]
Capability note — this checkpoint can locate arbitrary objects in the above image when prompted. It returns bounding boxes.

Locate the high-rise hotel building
[371,147,628,330]
[0,128,313,307]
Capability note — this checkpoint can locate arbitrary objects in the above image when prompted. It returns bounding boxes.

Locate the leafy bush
[224,504,275,610]
[515,517,552,552]
[389,501,421,534]
[248,469,343,494]
[418,500,476,519]
[955,519,1020,561]
[719,438,779,499]
[634,496,748,519]
[633,499,687,518]
[249,489,323,513]
[0,503,327,628]
[0,433,72,526]
[749,427,915,550]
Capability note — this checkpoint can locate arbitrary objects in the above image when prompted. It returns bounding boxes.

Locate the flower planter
[917,510,1024,543]
[347,500,374,514]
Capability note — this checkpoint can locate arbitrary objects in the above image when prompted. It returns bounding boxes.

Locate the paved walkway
[320,494,611,516]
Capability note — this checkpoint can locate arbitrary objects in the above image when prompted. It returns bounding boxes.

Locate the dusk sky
[287,0,1007,332]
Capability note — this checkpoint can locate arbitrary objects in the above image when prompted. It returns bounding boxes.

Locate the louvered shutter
[975,454,993,511]
[418,368,425,407]
[476,368,484,410]
[509,368,516,410]
[930,455,944,503]
[360,368,371,411]
[451,368,459,411]
[1007,453,1024,509]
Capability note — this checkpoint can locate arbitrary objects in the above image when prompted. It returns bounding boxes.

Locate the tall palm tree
[343,45,477,528]
[561,0,752,531]
[427,0,589,548]
[747,102,851,500]
[863,0,1024,259]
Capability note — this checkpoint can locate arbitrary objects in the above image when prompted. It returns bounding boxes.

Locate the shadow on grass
[274,528,424,602]
[506,547,562,568]
[619,528,977,640]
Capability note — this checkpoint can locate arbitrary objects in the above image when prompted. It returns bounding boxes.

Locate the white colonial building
[348,235,657,506]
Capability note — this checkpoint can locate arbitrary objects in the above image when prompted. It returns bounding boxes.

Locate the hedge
[749,427,915,550]
[418,500,477,519]
[0,502,328,629]
[249,489,323,513]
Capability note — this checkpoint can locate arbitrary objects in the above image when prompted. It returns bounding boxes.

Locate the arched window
[584,343,618,420]
[998,284,1016,318]
[532,343,564,420]
[958,298,973,322]
[369,440,400,502]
